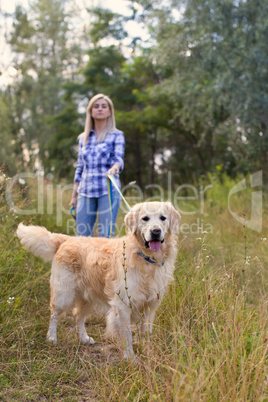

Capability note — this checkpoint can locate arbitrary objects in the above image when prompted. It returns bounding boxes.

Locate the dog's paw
[81,335,95,345]
[47,334,57,344]
[123,349,136,361]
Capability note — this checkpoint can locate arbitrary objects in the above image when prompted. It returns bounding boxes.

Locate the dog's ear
[167,202,181,234]
[124,204,140,235]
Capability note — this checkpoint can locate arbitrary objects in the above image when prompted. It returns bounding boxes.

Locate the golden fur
[16,201,181,359]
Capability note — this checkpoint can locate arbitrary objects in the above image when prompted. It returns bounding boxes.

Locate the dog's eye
[160,216,167,221]
[142,216,150,222]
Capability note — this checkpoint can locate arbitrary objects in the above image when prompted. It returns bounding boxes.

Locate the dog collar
[137,251,165,266]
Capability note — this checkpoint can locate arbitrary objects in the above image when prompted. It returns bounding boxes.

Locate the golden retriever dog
[16,201,181,359]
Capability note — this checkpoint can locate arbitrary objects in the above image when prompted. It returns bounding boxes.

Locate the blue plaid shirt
[74,130,125,198]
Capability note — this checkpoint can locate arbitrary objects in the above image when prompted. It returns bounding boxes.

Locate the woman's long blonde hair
[82,94,116,145]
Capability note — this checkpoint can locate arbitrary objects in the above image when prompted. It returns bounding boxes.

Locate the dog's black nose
[151,228,161,238]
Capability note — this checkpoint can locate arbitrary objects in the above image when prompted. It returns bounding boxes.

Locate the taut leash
[107,174,131,238]
[107,174,131,211]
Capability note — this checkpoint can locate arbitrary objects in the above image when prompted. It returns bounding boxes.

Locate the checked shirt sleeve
[112,131,125,172]
[74,137,84,183]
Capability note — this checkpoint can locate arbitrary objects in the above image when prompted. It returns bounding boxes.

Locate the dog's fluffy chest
[124,256,174,308]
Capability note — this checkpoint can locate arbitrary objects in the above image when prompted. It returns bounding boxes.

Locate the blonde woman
[69,94,125,237]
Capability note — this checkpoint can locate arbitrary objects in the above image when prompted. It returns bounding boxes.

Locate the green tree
[7,0,82,172]
[0,92,17,175]
[133,0,268,184]
[44,101,82,178]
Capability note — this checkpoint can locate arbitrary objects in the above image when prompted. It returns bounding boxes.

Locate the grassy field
[0,173,267,401]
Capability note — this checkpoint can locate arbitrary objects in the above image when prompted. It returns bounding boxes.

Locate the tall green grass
[0,173,267,400]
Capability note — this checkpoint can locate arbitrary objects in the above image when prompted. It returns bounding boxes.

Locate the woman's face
[91,98,111,121]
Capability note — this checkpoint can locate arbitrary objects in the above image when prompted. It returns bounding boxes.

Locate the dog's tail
[16,223,70,262]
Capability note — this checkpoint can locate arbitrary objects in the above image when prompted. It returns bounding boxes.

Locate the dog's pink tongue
[149,241,162,252]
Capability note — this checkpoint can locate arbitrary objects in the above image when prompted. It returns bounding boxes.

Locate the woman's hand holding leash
[69,182,79,208]
[106,163,120,177]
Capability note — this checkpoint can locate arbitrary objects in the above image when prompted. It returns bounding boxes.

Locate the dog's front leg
[47,310,60,344]
[141,303,160,335]
[107,304,135,360]
[119,307,135,360]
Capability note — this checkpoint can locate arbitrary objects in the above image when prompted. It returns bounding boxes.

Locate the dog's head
[124,201,181,252]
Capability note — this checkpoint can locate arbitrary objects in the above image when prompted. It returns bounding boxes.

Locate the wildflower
[7,297,15,304]
[245,256,251,265]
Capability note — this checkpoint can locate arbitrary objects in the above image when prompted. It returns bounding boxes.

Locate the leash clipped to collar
[107,174,131,238]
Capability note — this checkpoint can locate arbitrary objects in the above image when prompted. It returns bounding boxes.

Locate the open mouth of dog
[145,240,164,252]
[144,233,165,252]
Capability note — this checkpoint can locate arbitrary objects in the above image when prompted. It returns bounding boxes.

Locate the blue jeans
[76,190,121,237]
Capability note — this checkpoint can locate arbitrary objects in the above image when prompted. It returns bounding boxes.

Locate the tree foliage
[134,0,268,182]
[5,0,82,172]
[1,0,267,188]
[0,92,17,175]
